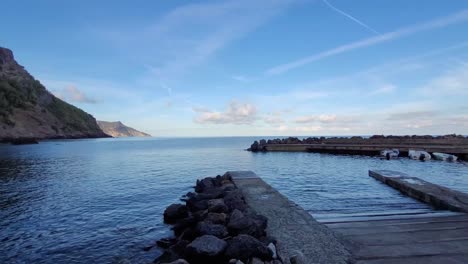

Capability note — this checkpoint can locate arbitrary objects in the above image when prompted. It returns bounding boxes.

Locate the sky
[1,0,468,137]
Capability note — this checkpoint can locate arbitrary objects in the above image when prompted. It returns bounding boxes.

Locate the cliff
[0,47,109,141]
[97,121,151,137]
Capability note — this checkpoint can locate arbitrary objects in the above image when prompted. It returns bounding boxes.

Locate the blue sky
[1,0,468,136]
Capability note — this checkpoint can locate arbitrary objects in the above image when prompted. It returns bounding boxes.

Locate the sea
[0,137,467,263]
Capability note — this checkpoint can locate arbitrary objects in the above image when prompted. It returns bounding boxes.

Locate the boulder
[172,216,197,236]
[154,240,190,264]
[228,209,267,237]
[164,204,189,224]
[205,212,227,224]
[207,198,228,213]
[224,190,247,211]
[249,258,264,264]
[249,141,259,151]
[187,199,209,211]
[225,234,273,261]
[157,238,177,249]
[186,235,227,258]
[267,243,277,259]
[195,177,215,193]
[162,259,189,264]
[196,222,228,238]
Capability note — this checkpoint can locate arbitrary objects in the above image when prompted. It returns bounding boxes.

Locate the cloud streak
[322,0,379,35]
[266,9,468,75]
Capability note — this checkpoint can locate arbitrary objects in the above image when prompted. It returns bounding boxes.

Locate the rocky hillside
[97,121,151,137]
[0,47,109,141]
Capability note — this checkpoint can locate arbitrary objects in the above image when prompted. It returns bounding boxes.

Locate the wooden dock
[326,213,468,263]
[230,170,468,263]
[324,170,468,263]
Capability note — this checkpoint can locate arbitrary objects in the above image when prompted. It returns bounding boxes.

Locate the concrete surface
[260,144,468,161]
[228,171,351,264]
[369,170,468,213]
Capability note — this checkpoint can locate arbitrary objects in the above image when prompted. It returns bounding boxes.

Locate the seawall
[228,171,351,264]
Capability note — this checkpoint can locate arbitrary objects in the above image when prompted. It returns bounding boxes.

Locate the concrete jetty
[247,135,468,161]
[229,171,351,264]
[369,170,468,213]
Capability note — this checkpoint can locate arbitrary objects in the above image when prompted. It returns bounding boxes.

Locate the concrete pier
[228,171,351,264]
[259,144,468,161]
[369,170,468,213]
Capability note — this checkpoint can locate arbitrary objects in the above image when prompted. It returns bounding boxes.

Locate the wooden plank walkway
[326,214,468,263]
[323,170,468,263]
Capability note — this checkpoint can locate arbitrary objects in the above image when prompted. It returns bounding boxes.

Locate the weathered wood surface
[229,171,351,264]
[369,170,468,213]
[326,214,468,264]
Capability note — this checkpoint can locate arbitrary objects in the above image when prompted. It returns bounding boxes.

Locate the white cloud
[295,114,337,123]
[419,64,468,95]
[370,84,396,95]
[53,86,97,104]
[194,101,258,125]
[262,112,285,125]
[266,9,468,75]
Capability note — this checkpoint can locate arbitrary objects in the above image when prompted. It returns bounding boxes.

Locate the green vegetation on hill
[0,47,108,139]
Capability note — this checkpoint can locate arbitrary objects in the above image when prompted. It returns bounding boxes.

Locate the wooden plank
[355,254,468,264]
[354,239,468,259]
[325,214,468,228]
[343,228,468,246]
[332,221,468,236]
[369,170,468,213]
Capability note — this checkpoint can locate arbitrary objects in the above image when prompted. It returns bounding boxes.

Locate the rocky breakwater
[153,174,281,264]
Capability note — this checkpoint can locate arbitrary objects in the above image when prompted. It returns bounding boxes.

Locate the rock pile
[153,173,282,264]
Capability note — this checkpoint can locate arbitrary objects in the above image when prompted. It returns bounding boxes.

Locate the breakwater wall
[247,135,468,161]
[151,171,351,264]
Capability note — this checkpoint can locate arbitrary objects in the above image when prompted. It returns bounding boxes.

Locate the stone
[186,235,227,257]
[229,260,245,264]
[187,199,209,211]
[154,240,189,264]
[162,259,189,264]
[207,198,228,213]
[225,234,273,261]
[290,252,306,264]
[157,238,177,249]
[195,177,215,193]
[267,243,277,259]
[224,190,247,211]
[196,222,228,238]
[164,204,189,224]
[205,212,227,224]
[249,141,259,151]
[172,216,197,236]
[228,209,251,230]
[228,209,267,237]
[249,258,264,264]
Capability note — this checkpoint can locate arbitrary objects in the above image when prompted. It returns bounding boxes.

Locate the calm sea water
[1,137,467,263]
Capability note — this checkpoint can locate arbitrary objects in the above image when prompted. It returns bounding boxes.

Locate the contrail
[323,0,380,35]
